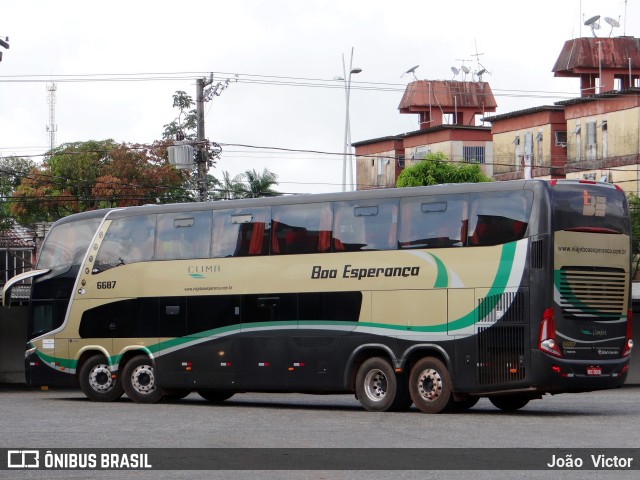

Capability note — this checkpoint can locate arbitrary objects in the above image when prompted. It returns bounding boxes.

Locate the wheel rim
[363,368,388,403]
[130,364,156,395]
[415,368,443,402]
[89,364,116,393]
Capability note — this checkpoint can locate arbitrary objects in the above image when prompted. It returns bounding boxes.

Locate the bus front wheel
[355,357,398,412]
[409,357,453,414]
[122,355,163,404]
[79,355,124,402]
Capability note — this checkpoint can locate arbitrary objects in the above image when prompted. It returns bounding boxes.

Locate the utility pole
[196,77,210,202]
[195,74,234,202]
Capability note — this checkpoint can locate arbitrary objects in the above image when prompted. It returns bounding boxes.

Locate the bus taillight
[622,309,634,357]
[538,307,563,357]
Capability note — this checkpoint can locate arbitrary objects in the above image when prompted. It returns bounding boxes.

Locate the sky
[1,0,638,194]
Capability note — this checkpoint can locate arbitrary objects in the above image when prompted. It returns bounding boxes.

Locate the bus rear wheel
[489,394,530,412]
[79,355,124,402]
[409,357,453,414]
[122,355,163,404]
[355,357,398,412]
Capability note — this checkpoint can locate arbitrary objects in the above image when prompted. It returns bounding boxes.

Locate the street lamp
[339,48,362,192]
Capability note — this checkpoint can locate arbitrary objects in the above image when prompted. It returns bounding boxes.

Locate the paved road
[1,385,639,479]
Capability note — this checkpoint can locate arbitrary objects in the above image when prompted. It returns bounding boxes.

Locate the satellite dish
[402,65,419,80]
[604,16,620,37]
[584,15,601,37]
[605,16,620,27]
[461,65,470,74]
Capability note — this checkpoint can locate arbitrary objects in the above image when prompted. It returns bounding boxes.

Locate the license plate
[586,367,602,376]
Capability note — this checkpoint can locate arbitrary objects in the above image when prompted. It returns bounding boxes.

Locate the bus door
[236,293,297,389]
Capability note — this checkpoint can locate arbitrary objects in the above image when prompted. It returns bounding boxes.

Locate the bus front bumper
[25,347,77,388]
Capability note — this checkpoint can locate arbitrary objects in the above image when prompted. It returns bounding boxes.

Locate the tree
[9,140,189,224]
[396,152,491,187]
[214,171,247,200]
[0,156,36,232]
[242,168,279,198]
[628,194,640,279]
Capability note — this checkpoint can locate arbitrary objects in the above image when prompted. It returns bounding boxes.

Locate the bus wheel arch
[346,345,397,392]
[77,352,123,402]
[121,353,163,404]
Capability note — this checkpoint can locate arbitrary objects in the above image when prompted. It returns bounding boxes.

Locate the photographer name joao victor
[547,453,633,469]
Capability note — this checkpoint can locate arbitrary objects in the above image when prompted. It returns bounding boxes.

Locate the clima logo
[7,450,39,468]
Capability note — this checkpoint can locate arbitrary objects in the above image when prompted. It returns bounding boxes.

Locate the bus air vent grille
[478,291,525,323]
[558,267,626,320]
[477,325,526,385]
[530,239,545,269]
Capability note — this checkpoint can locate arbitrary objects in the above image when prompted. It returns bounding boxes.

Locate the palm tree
[215,171,247,200]
[242,168,279,198]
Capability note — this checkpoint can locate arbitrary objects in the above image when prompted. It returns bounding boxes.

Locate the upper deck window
[552,184,629,234]
[399,194,468,249]
[467,191,533,246]
[94,215,156,272]
[37,217,103,269]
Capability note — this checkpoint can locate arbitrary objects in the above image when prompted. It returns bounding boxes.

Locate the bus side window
[271,203,332,255]
[468,191,533,246]
[155,211,212,260]
[333,199,398,251]
[94,215,156,272]
[211,208,271,257]
[399,195,467,249]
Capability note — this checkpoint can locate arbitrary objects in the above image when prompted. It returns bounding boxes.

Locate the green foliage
[628,194,640,278]
[396,152,491,187]
[0,156,36,232]
[211,169,280,200]
[9,140,189,224]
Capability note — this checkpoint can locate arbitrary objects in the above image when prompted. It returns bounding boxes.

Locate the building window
[554,131,567,147]
[586,122,597,146]
[536,132,543,166]
[586,121,597,161]
[463,146,485,164]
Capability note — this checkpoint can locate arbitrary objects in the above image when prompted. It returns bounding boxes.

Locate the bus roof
[104,180,554,220]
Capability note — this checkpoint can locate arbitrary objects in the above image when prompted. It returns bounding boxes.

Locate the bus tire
[489,394,530,412]
[355,357,398,412]
[78,355,124,402]
[198,390,235,403]
[409,357,453,414]
[122,355,163,404]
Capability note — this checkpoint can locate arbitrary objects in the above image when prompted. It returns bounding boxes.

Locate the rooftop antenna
[470,40,492,82]
[584,15,601,37]
[402,65,419,81]
[604,16,620,37]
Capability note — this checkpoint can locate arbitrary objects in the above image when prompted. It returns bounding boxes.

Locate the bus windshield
[552,183,629,234]
[37,217,104,270]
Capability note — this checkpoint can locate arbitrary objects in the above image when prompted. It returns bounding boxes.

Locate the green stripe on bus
[447,241,518,331]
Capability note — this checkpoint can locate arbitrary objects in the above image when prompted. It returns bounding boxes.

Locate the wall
[0,306,27,383]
